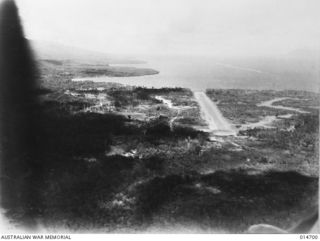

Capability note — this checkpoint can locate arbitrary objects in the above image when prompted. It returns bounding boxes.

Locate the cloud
[16,0,320,56]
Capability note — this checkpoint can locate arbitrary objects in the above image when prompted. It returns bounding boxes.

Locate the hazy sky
[15,0,320,57]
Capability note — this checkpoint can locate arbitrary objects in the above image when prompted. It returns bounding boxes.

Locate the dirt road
[257,97,309,113]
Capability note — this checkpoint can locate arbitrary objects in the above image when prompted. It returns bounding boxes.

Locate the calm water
[73,55,319,92]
